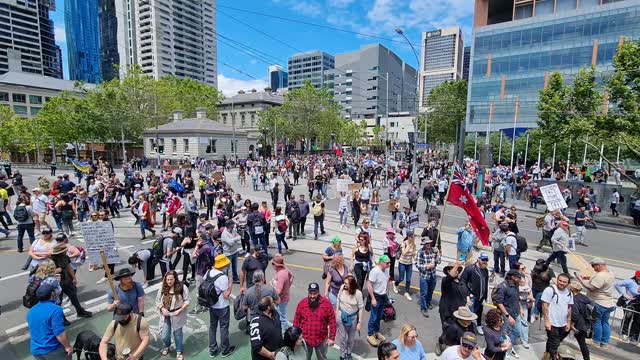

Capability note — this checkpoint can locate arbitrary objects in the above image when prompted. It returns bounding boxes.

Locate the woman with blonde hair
[335,275,364,360]
[155,270,190,359]
[30,259,62,304]
[391,323,426,359]
[395,234,417,301]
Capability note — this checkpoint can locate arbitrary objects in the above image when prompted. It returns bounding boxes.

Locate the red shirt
[293,295,336,347]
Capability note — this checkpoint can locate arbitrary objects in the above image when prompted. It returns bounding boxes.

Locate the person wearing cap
[438,306,478,352]
[366,255,392,347]
[502,224,519,272]
[203,254,237,357]
[414,237,440,318]
[540,273,573,359]
[312,194,326,240]
[383,227,400,292]
[490,222,509,277]
[293,282,336,359]
[107,268,145,317]
[439,261,471,327]
[51,236,93,319]
[461,253,490,331]
[576,257,616,349]
[27,283,74,359]
[31,187,49,234]
[495,269,523,358]
[569,281,592,360]
[271,253,295,332]
[240,244,269,292]
[615,270,640,342]
[545,220,571,274]
[456,223,477,266]
[99,302,150,360]
[440,331,483,360]
[250,296,283,360]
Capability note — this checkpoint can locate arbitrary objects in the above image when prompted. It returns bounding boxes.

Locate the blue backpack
[169,179,185,194]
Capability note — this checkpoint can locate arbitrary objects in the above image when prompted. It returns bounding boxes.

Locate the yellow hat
[214,254,230,269]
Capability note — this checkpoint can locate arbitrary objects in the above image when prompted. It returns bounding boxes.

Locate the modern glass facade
[268,65,288,91]
[65,0,101,83]
[419,27,464,109]
[466,0,640,132]
[287,51,335,89]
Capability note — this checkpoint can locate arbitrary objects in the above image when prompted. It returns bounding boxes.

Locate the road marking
[0,271,29,282]
[0,249,18,253]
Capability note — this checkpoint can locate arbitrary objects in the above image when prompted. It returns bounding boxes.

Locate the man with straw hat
[50,235,93,319]
[438,306,478,351]
[205,254,237,358]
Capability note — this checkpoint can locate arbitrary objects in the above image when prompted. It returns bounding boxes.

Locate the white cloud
[54,25,66,43]
[291,1,322,17]
[217,74,269,97]
[328,0,355,8]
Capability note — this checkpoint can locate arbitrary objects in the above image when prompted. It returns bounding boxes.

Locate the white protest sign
[336,178,353,192]
[540,183,568,211]
[79,221,120,265]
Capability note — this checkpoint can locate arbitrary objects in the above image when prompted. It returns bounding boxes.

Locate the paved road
[1,167,638,360]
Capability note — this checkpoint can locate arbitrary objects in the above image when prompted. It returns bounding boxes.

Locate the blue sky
[50,0,474,95]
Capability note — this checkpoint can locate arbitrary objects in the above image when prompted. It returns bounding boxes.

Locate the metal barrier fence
[611,305,640,344]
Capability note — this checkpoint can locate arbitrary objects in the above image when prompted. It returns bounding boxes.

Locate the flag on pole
[447,165,490,246]
[69,158,91,173]
[333,144,343,157]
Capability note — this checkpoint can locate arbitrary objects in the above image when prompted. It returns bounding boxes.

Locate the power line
[220,61,258,79]
[216,4,421,47]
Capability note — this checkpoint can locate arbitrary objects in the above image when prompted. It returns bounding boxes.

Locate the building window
[30,107,41,116]
[149,139,156,152]
[171,138,177,153]
[241,115,246,128]
[183,139,189,152]
[206,138,217,153]
[12,93,26,103]
[251,114,255,127]
[13,105,27,115]
[0,92,8,101]
[29,95,42,104]
[158,138,165,153]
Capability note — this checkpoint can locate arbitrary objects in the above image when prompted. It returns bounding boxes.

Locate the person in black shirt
[250,296,283,360]
[438,306,478,351]
[50,236,93,322]
[240,245,268,294]
[482,308,511,360]
[570,282,592,360]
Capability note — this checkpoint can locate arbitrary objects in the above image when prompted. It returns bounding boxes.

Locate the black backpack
[198,271,224,308]
[23,277,43,308]
[152,237,167,260]
[13,205,29,222]
[516,235,528,253]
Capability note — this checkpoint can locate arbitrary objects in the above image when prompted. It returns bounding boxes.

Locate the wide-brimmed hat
[420,237,432,246]
[113,268,136,280]
[271,253,286,267]
[51,243,68,255]
[214,254,230,269]
[443,262,458,274]
[454,306,478,321]
[590,257,606,266]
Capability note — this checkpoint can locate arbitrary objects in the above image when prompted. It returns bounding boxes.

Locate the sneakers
[375,332,386,342]
[509,348,520,358]
[477,327,484,336]
[621,335,629,342]
[428,304,433,310]
[585,338,595,346]
[209,348,219,358]
[142,283,149,289]
[404,292,412,301]
[421,310,429,318]
[521,342,530,349]
[600,344,609,350]
[367,335,379,347]
[392,283,398,294]
[77,310,93,318]
[96,277,108,285]
[221,346,237,358]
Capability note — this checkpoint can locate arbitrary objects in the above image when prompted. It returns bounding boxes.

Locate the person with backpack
[298,194,309,236]
[99,303,150,360]
[128,249,155,289]
[106,268,145,316]
[273,206,290,254]
[14,198,36,252]
[502,228,519,271]
[27,283,75,359]
[285,195,301,241]
[54,194,76,237]
[541,273,574,360]
[248,202,268,252]
[50,239,93,319]
[201,253,237,357]
[26,259,62,308]
[569,282,592,360]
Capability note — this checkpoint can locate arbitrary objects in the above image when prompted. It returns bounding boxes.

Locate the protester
[128,248,155,289]
[50,237,93,319]
[415,237,440,317]
[335,275,364,360]
[312,195,326,240]
[99,303,150,360]
[106,268,145,316]
[439,261,470,325]
[546,221,571,274]
[155,270,190,359]
[570,282,592,360]
[615,270,640,342]
[456,223,476,266]
[382,228,400,292]
[377,341,400,360]
[495,270,523,358]
[367,255,391,347]
[273,206,290,254]
[391,323,426,360]
[437,306,478,354]
[576,257,616,349]
[205,254,237,358]
[221,219,241,284]
[440,331,483,360]
[14,197,36,252]
[271,253,294,332]
[482,308,512,360]
[27,227,55,268]
[240,245,269,294]
[491,222,509,276]
[541,273,573,359]
[351,232,374,291]
[276,326,308,360]
[395,233,417,301]
[293,282,336,359]
[27,283,74,360]
[461,253,490,331]
[323,236,343,280]
[531,258,556,323]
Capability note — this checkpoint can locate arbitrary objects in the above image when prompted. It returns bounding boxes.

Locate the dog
[73,330,116,360]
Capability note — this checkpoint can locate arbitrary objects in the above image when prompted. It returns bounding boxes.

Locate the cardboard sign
[540,184,568,211]
[211,171,223,182]
[162,164,192,171]
[348,183,362,192]
[80,221,119,265]
[336,179,352,192]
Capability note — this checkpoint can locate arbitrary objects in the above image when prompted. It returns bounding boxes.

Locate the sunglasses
[462,344,475,350]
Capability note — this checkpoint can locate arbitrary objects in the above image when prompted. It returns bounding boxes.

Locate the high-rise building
[462,46,471,80]
[98,0,138,82]
[418,27,464,110]
[467,0,640,133]
[136,0,217,87]
[0,0,62,78]
[325,44,417,122]
[65,0,101,83]
[287,50,334,90]
[268,65,288,92]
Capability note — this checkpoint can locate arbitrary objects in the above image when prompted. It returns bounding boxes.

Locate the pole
[498,131,503,165]
[599,143,604,168]
[100,250,118,301]
[436,164,455,251]
[524,132,529,168]
[551,143,557,175]
[120,122,127,165]
[537,139,542,168]
[473,132,478,160]
[566,136,572,179]
[231,100,237,162]
[616,145,621,163]
[385,74,389,184]
[510,97,520,170]
[52,140,57,164]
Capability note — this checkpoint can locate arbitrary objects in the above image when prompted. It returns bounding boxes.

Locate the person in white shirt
[30,188,49,234]
[541,273,573,360]
[440,331,483,360]
[206,254,237,357]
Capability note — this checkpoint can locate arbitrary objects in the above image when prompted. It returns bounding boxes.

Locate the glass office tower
[466,0,640,132]
[65,0,101,83]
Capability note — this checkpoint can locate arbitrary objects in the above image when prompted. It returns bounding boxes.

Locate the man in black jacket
[461,253,490,332]
[250,296,282,360]
[285,196,300,240]
[247,203,267,253]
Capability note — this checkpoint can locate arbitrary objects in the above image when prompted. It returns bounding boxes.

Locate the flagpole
[436,163,456,251]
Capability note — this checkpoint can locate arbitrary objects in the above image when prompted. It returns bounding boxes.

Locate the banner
[540,184,568,211]
[69,159,91,173]
[80,221,119,265]
[336,179,352,193]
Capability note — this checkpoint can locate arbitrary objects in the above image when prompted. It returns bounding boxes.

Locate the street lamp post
[395,28,421,182]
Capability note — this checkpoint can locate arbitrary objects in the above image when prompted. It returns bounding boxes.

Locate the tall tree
[424,79,468,145]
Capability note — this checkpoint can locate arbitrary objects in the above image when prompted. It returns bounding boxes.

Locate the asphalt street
[0,167,638,360]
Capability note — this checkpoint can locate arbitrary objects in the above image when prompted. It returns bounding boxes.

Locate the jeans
[139,219,154,237]
[546,251,569,274]
[275,302,291,332]
[493,250,505,275]
[367,294,385,336]
[532,289,544,317]
[370,205,379,226]
[519,307,529,344]
[545,326,569,359]
[592,303,615,345]
[162,317,184,353]
[339,209,348,226]
[470,296,484,326]
[504,314,523,345]
[275,232,289,254]
[575,225,586,244]
[209,306,231,353]
[17,223,35,251]
[530,196,539,208]
[314,216,325,237]
[34,346,69,360]
[228,252,239,282]
[77,210,88,223]
[419,276,437,311]
[508,254,519,271]
[306,341,328,360]
[395,263,412,293]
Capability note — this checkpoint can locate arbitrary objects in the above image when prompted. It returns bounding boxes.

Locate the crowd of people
[0,154,638,360]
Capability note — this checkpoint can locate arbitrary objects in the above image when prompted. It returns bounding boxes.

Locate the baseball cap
[635,270,640,278]
[506,269,523,278]
[113,303,133,321]
[590,257,606,266]
[35,283,56,299]
[331,236,341,244]
[479,253,489,261]
[461,331,477,347]
[172,227,183,236]
[308,283,320,293]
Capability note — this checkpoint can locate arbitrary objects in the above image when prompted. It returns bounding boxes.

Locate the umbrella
[362,159,378,167]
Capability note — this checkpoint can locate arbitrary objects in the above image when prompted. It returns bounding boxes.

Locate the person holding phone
[440,331,483,360]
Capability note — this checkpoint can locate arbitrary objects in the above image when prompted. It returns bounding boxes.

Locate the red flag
[333,144,343,157]
[447,181,490,246]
